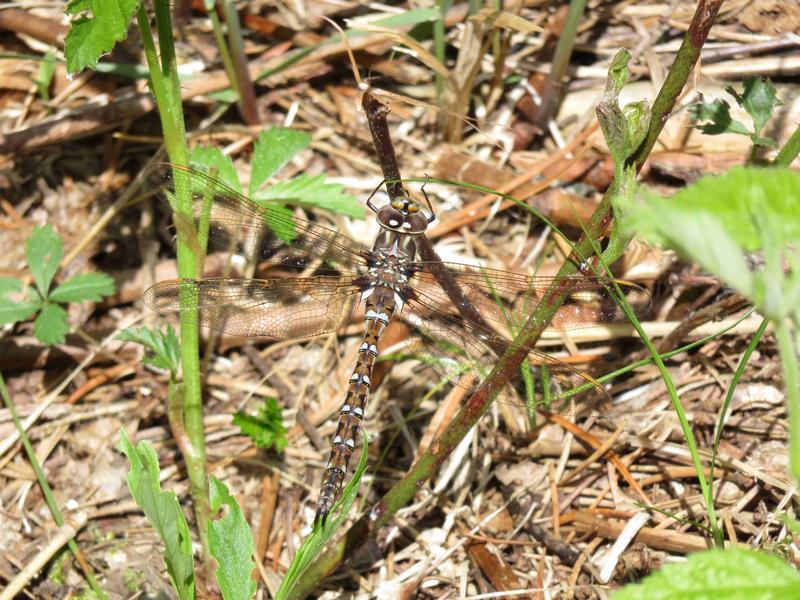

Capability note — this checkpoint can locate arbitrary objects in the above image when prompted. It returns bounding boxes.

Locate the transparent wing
[399,305,613,416]
[409,263,651,334]
[396,266,651,415]
[143,277,361,339]
[146,163,369,273]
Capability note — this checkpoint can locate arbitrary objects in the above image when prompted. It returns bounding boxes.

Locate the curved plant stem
[709,317,769,497]
[221,0,259,124]
[629,0,725,170]
[534,0,587,130]
[288,3,726,596]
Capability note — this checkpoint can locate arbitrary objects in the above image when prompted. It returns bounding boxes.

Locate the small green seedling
[0,224,115,344]
[233,397,288,453]
[189,128,363,241]
[690,77,782,153]
[119,429,258,600]
[119,325,181,378]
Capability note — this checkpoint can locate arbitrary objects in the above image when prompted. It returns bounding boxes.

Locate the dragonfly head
[376,196,430,235]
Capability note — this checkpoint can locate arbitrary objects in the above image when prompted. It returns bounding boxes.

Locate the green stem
[209,7,241,100]
[630,0,725,170]
[136,2,210,566]
[0,373,108,599]
[433,0,448,104]
[613,279,723,546]
[775,320,800,483]
[774,124,800,167]
[221,0,259,124]
[534,0,587,130]
[710,317,769,496]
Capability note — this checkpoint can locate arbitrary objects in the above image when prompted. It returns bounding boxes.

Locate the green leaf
[66,0,91,12]
[276,432,369,600]
[250,128,312,196]
[616,166,800,320]
[35,49,57,101]
[349,7,439,30]
[119,326,180,375]
[262,204,298,244]
[252,174,365,219]
[50,272,116,303]
[0,277,42,325]
[189,147,242,194]
[117,429,196,600]
[208,89,238,103]
[233,398,287,453]
[64,0,140,73]
[208,477,257,600]
[25,224,62,297]
[752,134,778,149]
[729,77,780,135]
[620,167,800,253]
[34,302,70,345]
[689,98,752,137]
[612,547,800,600]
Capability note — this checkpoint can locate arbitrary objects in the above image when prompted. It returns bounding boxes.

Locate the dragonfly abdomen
[315,287,398,523]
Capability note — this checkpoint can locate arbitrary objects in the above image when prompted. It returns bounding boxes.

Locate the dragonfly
[142,163,651,523]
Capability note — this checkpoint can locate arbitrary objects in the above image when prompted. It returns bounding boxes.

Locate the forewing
[410,263,651,334]
[143,277,361,339]
[146,163,368,273]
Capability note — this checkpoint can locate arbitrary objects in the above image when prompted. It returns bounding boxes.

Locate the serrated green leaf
[118,429,196,600]
[253,174,364,219]
[689,98,751,137]
[233,398,287,453]
[34,302,70,344]
[262,204,297,243]
[250,129,312,196]
[731,77,780,135]
[119,326,180,375]
[208,477,257,600]
[25,224,62,297]
[190,148,242,194]
[612,547,800,600]
[622,167,800,252]
[276,432,369,600]
[619,200,755,299]
[616,166,800,319]
[66,0,91,12]
[64,0,140,73]
[0,277,42,325]
[50,272,116,303]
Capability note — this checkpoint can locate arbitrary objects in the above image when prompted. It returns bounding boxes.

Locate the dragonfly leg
[365,178,388,214]
[421,173,436,223]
